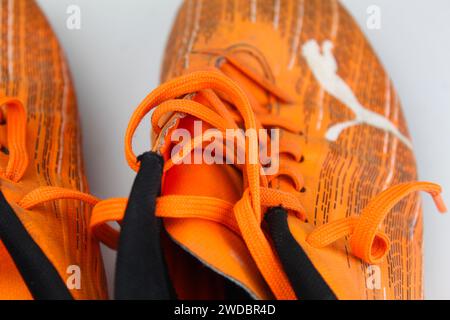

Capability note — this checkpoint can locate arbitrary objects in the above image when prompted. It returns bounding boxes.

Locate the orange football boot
[0,0,107,299]
[89,0,446,300]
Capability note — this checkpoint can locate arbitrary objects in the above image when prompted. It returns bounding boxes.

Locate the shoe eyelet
[0,145,9,155]
[215,56,226,68]
[262,160,272,169]
[300,187,306,193]
[299,155,305,163]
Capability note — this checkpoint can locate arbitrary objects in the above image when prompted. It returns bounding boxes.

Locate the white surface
[36,0,450,299]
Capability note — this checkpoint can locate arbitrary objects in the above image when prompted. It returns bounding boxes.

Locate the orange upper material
[0,0,107,299]
[155,0,446,300]
[153,0,446,299]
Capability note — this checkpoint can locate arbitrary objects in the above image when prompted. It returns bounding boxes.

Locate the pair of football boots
[0,0,445,300]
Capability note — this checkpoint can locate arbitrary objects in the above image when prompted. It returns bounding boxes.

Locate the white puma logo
[302,40,413,150]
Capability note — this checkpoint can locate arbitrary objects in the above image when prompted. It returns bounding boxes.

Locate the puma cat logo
[302,39,413,150]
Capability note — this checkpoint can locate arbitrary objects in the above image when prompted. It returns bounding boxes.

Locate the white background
[36,0,450,299]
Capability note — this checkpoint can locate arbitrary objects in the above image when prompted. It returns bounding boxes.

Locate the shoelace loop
[307,182,447,264]
[0,96,28,182]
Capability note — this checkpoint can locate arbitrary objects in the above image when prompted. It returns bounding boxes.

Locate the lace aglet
[433,194,447,214]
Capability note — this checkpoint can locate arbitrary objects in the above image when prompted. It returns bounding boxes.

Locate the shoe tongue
[161,116,243,201]
[159,116,272,299]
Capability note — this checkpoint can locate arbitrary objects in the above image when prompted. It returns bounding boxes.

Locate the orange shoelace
[0,96,28,182]
[5,53,447,300]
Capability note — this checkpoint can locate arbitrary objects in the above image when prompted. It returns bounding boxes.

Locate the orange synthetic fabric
[157,0,447,300]
[156,0,447,300]
[0,0,107,299]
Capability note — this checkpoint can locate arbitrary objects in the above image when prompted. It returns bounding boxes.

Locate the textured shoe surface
[159,0,422,300]
[0,0,107,299]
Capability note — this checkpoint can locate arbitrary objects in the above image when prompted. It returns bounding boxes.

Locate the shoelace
[0,96,28,182]
[9,53,447,300]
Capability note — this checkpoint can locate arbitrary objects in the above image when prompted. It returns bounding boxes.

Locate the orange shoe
[88,0,446,300]
[0,0,107,299]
